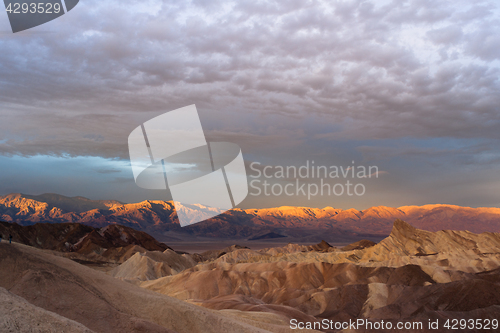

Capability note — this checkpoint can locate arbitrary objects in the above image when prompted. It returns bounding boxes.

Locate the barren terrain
[1,212,499,332]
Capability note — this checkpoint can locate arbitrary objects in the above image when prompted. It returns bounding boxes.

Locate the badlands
[1,219,500,332]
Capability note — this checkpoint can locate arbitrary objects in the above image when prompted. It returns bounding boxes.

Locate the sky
[0,0,499,210]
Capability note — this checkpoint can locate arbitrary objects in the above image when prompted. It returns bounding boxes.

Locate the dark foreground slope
[0,221,170,253]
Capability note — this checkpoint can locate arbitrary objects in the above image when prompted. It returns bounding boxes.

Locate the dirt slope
[0,242,316,333]
[0,287,95,333]
[110,249,196,281]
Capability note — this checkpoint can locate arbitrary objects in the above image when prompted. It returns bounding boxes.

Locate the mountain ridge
[1,193,499,241]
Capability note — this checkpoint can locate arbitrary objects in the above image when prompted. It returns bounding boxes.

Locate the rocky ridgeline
[1,193,500,241]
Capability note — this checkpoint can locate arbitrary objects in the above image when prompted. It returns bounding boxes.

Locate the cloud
[0,1,498,159]
[427,26,463,45]
[94,168,121,174]
[0,0,500,208]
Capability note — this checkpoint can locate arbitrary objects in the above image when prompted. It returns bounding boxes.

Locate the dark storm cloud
[0,0,500,207]
[94,168,122,174]
[0,0,498,161]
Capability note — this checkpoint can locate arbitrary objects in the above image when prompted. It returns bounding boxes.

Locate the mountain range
[1,193,500,242]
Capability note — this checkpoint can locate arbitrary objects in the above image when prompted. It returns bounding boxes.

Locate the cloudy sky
[0,0,499,210]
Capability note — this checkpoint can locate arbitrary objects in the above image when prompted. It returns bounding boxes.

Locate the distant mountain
[1,193,499,242]
[248,232,286,240]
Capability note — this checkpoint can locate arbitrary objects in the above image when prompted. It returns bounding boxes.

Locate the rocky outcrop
[136,220,500,328]
[110,249,197,281]
[363,219,500,259]
[0,221,170,261]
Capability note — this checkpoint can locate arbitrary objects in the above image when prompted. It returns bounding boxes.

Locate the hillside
[136,220,500,330]
[2,219,500,332]
[0,222,171,265]
[0,242,300,333]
